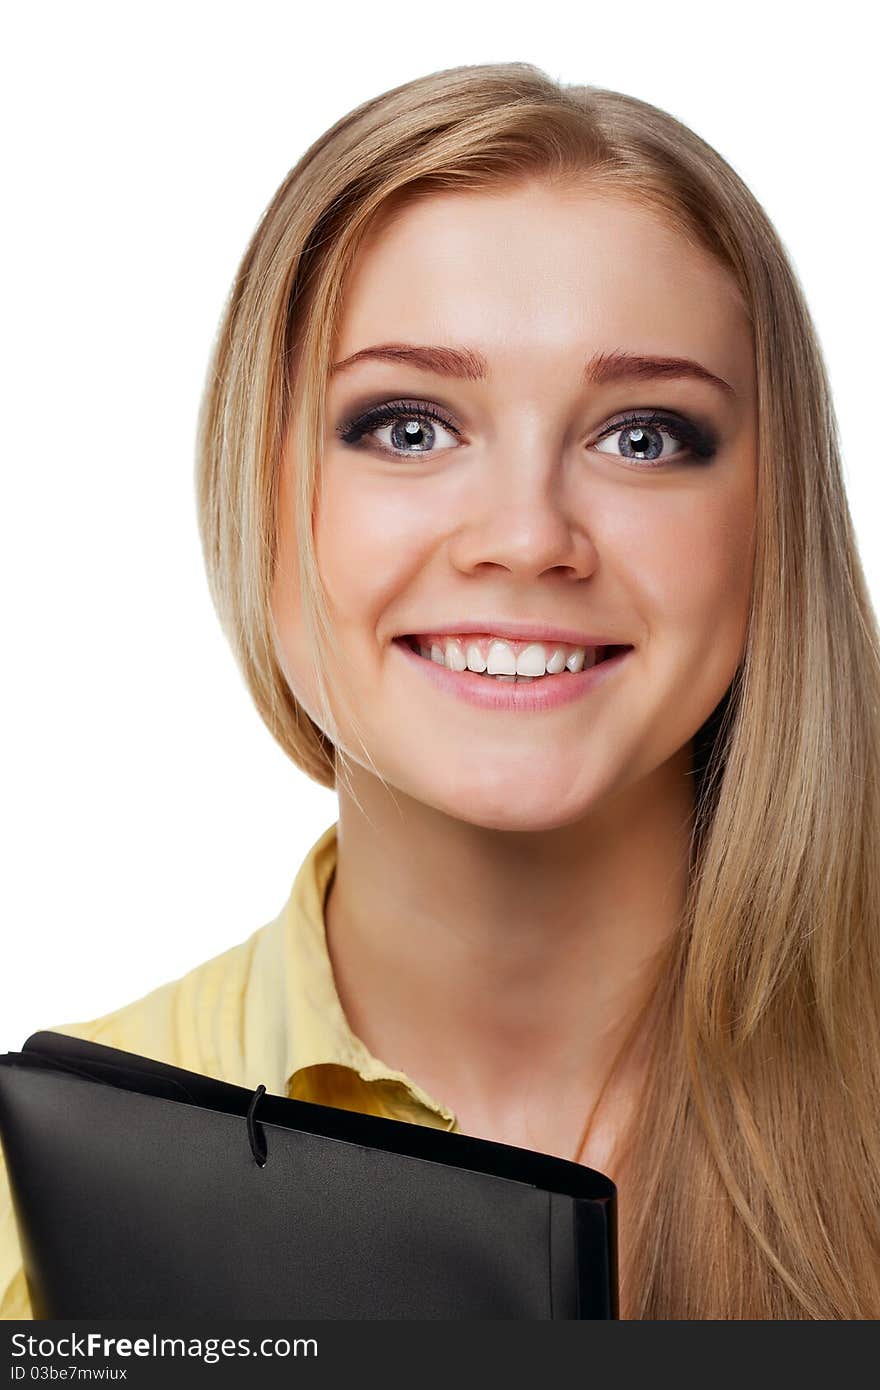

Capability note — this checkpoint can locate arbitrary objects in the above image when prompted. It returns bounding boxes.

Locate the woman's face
[272,179,757,831]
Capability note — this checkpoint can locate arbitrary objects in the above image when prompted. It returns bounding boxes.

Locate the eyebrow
[330,343,737,398]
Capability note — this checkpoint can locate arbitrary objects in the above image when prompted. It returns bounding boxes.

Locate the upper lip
[397,621,630,647]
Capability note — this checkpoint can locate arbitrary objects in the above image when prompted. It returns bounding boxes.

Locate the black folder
[0,1030,618,1319]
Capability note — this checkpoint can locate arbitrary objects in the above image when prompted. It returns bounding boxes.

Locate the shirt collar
[278,821,456,1128]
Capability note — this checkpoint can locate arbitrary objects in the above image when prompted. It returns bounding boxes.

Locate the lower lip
[392,639,634,712]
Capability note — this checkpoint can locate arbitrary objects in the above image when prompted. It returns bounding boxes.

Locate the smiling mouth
[397,636,632,681]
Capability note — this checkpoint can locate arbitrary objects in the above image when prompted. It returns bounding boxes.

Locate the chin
[463,807,591,834]
[423,780,599,834]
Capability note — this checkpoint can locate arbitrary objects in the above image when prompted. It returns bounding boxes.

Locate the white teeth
[515,642,547,677]
[486,640,517,675]
[566,647,586,673]
[465,641,488,673]
[443,638,468,671]
[546,646,567,674]
[415,635,603,676]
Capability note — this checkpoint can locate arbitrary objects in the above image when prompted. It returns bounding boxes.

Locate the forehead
[335,182,752,390]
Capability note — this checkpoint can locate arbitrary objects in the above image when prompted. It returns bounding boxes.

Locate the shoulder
[45,919,278,1080]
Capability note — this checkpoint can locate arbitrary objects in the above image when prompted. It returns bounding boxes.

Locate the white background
[2,2,877,1049]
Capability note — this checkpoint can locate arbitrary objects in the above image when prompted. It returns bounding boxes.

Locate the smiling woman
[275,179,757,838]
[3,61,879,1322]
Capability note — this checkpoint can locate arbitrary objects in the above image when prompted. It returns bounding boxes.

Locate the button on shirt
[0,822,458,1319]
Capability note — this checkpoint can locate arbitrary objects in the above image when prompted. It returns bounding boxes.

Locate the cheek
[631,481,756,708]
[315,464,435,628]
[700,510,755,631]
[603,437,751,608]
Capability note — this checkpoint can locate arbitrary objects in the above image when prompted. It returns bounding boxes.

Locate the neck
[322,747,694,1161]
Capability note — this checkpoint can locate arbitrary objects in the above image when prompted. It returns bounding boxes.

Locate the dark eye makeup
[334,396,720,468]
[336,399,459,449]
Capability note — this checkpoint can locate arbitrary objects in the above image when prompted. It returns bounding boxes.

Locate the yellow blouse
[0,821,458,1319]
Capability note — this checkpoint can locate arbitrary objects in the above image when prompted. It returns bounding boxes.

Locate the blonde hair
[195,62,880,1317]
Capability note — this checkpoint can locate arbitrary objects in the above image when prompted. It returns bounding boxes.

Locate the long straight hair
[195,62,880,1317]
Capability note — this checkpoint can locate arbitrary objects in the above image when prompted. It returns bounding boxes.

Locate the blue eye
[594,410,718,468]
[336,400,461,459]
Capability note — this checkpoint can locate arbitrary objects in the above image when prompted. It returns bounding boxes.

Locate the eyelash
[336,398,718,469]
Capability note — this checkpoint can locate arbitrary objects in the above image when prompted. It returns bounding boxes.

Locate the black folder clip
[246,1083,268,1166]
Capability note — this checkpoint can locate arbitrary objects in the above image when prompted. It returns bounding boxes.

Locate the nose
[446,446,597,582]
